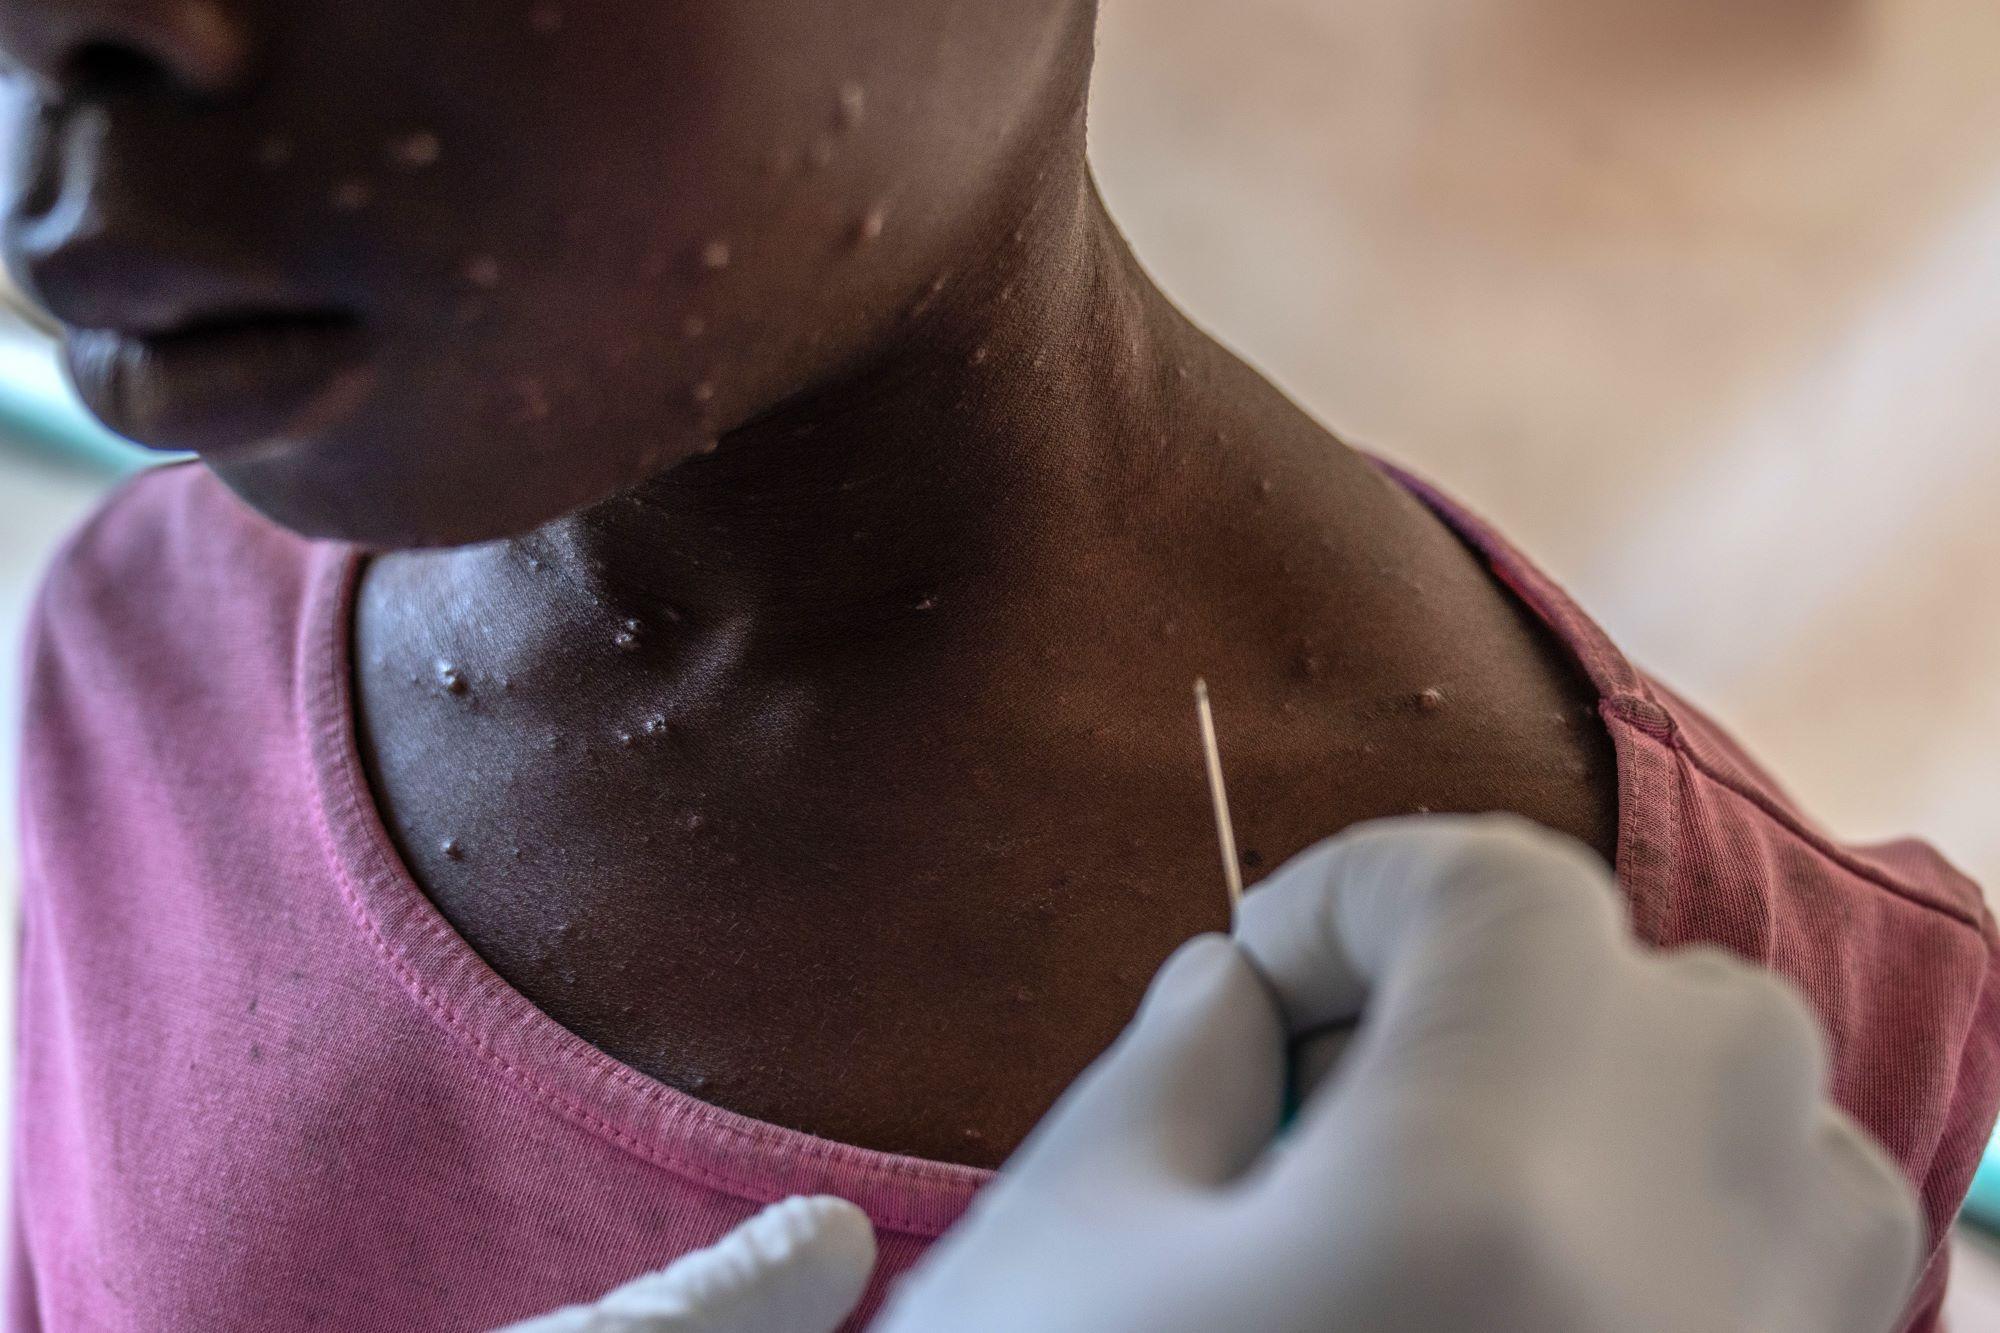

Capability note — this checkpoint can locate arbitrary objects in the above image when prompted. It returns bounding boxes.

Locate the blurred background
[3,0,1999,1317]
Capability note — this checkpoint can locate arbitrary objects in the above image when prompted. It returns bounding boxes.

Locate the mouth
[61,308,374,458]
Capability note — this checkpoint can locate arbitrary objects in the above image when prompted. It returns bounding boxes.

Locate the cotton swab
[1193,678,1244,926]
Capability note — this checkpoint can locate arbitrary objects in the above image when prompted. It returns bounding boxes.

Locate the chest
[353,651,1617,1167]
[361,712,1243,1165]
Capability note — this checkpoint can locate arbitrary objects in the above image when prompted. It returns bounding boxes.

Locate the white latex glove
[875,814,1922,1333]
[495,1195,876,1333]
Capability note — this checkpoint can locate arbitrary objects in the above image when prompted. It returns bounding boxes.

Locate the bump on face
[0,0,1091,546]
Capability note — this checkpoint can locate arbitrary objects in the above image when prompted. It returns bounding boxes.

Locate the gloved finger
[1237,817,1627,1178]
[1796,1107,1924,1333]
[1235,814,1626,1038]
[1003,933,1288,1193]
[494,1196,877,1333]
[1650,948,1829,1180]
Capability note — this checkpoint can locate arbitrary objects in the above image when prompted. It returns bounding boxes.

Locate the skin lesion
[8,0,1618,1165]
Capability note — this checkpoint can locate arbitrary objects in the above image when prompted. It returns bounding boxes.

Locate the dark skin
[2,1,1615,1166]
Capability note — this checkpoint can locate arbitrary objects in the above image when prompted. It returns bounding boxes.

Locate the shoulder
[27,462,324,692]
[21,463,335,845]
[34,461,312,625]
[1638,678,1990,937]
[1375,455,1988,936]
[1372,453,2000,1269]
[15,462,358,970]
[1629,676,2000,1257]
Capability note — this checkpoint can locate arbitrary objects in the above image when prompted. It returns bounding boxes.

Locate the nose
[0,1,253,103]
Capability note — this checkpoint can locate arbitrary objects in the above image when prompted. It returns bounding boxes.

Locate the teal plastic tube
[0,374,160,476]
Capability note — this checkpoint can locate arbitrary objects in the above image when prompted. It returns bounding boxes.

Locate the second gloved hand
[495,1196,875,1333]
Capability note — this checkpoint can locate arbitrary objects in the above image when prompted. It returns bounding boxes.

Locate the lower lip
[63,318,375,459]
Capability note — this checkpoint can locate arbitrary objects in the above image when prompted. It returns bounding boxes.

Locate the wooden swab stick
[1193,678,1245,925]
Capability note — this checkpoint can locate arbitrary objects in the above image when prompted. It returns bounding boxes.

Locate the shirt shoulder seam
[1616,701,1988,933]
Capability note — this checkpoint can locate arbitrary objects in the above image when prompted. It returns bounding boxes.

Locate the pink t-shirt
[11,463,2000,1331]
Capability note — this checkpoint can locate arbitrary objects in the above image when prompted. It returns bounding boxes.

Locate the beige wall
[1093,0,2000,893]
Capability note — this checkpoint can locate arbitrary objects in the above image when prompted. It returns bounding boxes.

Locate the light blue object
[0,335,164,475]
[1964,1127,2000,1234]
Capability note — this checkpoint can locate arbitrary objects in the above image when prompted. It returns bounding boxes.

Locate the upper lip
[8,212,342,338]
[5,110,343,340]
[10,226,351,341]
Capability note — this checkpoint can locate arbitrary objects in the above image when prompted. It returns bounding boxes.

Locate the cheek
[426,265,714,439]
[208,293,723,548]
[227,6,974,545]
[392,97,906,438]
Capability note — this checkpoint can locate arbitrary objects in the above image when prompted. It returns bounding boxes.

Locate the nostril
[63,41,172,99]
[2,4,252,103]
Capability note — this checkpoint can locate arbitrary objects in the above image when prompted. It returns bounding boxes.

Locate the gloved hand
[494,1195,876,1333]
[874,814,1923,1333]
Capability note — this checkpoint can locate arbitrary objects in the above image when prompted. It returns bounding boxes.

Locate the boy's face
[0,1,1084,546]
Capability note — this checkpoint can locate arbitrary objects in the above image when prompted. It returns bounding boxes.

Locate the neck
[525,161,1222,648]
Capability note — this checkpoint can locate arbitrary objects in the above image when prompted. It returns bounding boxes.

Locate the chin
[204,436,633,551]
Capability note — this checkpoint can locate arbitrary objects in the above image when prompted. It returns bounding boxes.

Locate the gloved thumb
[495,1195,877,1333]
[1002,934,1288,1194]
[1235,815,1627,1170]
[1235,814,1623,1039]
